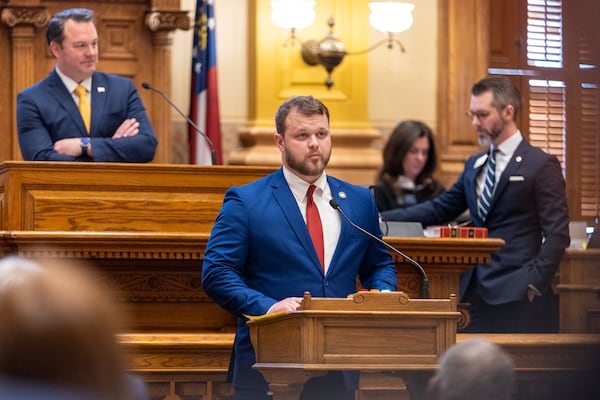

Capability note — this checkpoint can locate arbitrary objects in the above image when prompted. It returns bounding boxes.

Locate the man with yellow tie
[16,8,157,162]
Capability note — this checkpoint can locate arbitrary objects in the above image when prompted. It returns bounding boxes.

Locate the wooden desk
[0,161,275,232]
[556,248,600,333]
[0,160,503,328]
[0,230,503,332]
[0,161,505,399]
[383,236,503,300]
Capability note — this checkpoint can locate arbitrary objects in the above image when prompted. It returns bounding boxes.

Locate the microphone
[329,199,430,298]
[141,82,217,165]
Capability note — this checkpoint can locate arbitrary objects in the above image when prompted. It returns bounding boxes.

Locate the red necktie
[306,185,325,269]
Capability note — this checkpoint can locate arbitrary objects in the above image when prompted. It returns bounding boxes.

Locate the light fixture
[270,0,415,89]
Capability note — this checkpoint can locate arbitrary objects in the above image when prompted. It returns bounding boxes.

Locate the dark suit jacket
[381,139,570,305]
[202,168,398,391]
[17,70,157,162]
[372,177,446,211]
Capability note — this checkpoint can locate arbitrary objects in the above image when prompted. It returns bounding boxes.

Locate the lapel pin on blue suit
[516,155,522,162]
[338,191,347,199]
[97,87,105,93]
[474,153,488,169]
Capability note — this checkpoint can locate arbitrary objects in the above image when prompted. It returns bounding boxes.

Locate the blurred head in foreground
[0,255,132,399]
[427,338,515,400]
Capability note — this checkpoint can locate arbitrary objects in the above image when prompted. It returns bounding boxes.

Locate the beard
[284,147,331,178]
[477,119,504,147]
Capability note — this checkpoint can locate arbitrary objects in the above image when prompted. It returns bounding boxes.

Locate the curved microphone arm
[329,199,430,298]
[141,82,217,165]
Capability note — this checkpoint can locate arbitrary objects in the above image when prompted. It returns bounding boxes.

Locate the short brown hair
[46,8,95,46]
[471,76,521,120]
[274,96,330,136]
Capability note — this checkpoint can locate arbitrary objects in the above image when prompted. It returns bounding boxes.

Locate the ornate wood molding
[145,10,189,32]
[0,6,49,28]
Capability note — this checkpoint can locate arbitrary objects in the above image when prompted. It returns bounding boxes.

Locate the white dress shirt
[476,131,523,198]
[283,167,341,274]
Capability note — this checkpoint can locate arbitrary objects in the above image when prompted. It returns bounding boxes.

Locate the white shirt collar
[495,130,523,158]
[55,67,92,94]
[282,166,328,202]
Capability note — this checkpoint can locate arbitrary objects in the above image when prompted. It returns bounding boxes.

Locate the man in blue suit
[202,96,398,400]
[382,76,570,333]
[17,8,157,162]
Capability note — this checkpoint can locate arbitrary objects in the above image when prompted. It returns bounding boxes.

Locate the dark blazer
[202,168,398,392]
[381,139,570,305]
[17,70,157,162]
[372,178,446,211]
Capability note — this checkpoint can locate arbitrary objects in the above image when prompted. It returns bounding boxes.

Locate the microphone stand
[141,82,217,165]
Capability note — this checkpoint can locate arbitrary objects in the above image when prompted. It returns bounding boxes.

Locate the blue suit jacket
[202,169,398,391]
[17,70,157,162]
[382,139,570,305]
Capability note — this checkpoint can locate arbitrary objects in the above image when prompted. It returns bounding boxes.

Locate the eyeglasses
[465,110,491,120]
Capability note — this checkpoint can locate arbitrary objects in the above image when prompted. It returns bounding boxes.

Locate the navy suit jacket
[382,139,570,305]
[17,70,157,162]
[202,169,398,391]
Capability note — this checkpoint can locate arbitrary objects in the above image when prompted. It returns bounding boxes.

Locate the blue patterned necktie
[478,148,498,220]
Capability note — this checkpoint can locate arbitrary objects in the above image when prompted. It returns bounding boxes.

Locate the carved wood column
[1,4,50,161]
[144,8,190,163]
[437,0,490,186]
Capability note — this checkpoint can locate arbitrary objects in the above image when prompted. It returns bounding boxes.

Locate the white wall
[368,0,437,133]
[171,0,438,150]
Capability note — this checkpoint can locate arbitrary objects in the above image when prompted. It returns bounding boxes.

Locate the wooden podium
[248,291,460,400]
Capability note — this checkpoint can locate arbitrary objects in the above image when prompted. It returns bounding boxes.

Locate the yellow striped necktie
[74,85,90,134]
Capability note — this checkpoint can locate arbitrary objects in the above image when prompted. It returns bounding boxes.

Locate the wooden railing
[117,331,600,400]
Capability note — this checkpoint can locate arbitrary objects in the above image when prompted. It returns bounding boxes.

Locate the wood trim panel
[0,161,275,232]
[436,0,490,186]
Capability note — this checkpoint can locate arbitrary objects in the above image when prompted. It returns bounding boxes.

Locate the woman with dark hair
[373,120,445,211]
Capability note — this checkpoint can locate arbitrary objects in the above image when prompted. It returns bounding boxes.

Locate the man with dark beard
[202,96,397,400]
[381,76,570,333]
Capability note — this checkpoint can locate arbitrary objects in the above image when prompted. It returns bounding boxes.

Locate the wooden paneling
[436,0,490,186]
[0,229,504,332]
[458,333,600,400]
[0,161,596,399]
[0,161,275,232]
[117,332,600,400]
[488,0,522,68]
[556,248,600,333]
